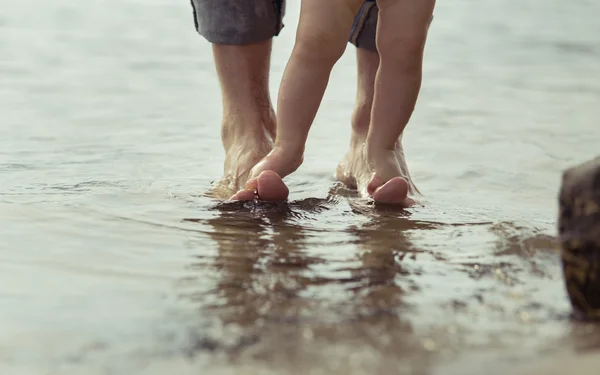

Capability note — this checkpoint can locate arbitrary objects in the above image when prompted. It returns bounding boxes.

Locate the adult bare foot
[211,116,290,202]
[209,122,268,199]
[336,134,417,206]
[208,40,290,202]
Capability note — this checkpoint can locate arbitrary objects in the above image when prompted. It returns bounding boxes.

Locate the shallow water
[1,0,600,374]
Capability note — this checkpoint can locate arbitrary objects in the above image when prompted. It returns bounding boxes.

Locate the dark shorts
[190,0,379,51]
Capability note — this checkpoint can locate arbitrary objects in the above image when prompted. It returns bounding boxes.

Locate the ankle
[366,133,397,154]
[364,140,396,163]
[349,132,367,150]
[273,140,305,165]
[250,142,304,180]
[271,141,305,175]
[350,101,372,138]
[221,111,275,151]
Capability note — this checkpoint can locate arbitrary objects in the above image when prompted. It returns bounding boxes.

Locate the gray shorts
[189,0,379,51]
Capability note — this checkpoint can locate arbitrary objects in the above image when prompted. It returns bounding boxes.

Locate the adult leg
[191,0,289,201]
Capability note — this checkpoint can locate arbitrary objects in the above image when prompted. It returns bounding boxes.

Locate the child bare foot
[229,144,303,201]
[336,135,416,206]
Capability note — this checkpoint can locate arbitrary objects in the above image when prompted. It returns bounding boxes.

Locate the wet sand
[1,0,600,374]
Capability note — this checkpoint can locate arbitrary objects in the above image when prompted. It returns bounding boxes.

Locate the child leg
[273,0,364,150]
[365,0,435,203]
[230,0,364,200]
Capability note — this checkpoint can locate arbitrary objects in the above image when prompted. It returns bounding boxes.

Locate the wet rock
[558,156,600,319]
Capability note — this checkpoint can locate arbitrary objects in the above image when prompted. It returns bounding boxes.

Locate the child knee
[377,33,426,70]
[294,28,347,65]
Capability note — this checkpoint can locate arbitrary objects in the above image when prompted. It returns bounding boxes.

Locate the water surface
[2,0,600,374]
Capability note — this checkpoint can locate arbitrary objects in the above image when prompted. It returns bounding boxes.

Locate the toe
[370,177,410,205]
[367,175,384,196]
[255,170,289,201]
[228,177,258,201]
[228,189,256,202]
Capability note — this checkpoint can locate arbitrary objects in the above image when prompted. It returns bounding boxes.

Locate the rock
[558,156,600,319]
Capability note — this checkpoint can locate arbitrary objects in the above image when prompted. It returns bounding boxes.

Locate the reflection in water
[203,200,317,328]
[182,197,435,373]
[177,196,591,374]
[343,210,435,373]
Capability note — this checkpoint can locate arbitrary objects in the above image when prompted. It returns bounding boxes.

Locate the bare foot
[210,115,289,202]
[230,144,304,201]
[229,170,289,201]
[336,135,417,206]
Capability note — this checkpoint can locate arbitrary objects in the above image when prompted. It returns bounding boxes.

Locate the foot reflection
[182,196,434,372]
